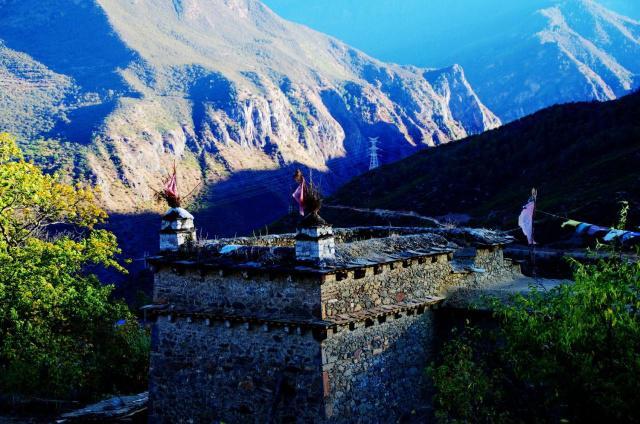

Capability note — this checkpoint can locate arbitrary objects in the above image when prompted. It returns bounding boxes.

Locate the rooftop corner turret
[160,207,196,253]
[296,213,335,263]
[155,164,198,253]
[292,169,335,263]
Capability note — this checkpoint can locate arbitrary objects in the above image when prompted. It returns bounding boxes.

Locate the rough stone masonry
[145,216,522,423]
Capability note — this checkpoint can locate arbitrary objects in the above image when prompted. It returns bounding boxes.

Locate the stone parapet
[149,245,519,323]
[150,250,453,321]
[153,268,322,320]
[320,254,453,318]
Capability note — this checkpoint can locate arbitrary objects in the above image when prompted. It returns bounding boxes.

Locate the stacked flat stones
[159,208,196,252]
[295,225,336,263]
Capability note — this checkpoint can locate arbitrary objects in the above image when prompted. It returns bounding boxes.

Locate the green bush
[429,248,640,423]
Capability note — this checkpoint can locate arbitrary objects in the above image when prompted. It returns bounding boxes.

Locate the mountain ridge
[0,0,499,223]
[264,0,640,122]
[456,0,640,121]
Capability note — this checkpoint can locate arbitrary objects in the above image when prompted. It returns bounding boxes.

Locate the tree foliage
[429,246,640,423]
[0,133,105,249]
[0,133,149,400]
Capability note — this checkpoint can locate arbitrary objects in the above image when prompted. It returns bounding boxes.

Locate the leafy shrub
[429,247,640,422]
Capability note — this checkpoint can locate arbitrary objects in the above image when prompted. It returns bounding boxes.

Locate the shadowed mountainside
[325,90,640,244]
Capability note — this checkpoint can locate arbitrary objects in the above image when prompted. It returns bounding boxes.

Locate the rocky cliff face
[0,0,499,231]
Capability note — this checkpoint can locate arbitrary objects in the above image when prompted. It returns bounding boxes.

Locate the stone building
[145,211,523,423]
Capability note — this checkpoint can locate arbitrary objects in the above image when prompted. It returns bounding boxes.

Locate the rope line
[536,209,569,220]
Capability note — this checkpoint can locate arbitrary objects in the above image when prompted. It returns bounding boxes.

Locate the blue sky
[263,0,640,68]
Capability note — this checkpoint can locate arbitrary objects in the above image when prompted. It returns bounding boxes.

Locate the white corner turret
[160,208,196,252]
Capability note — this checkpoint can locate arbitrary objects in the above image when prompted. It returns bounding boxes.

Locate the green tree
[0,133,149,400]
[429,246,640,422]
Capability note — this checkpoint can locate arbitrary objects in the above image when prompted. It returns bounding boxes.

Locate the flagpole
[531,187,537,245]
[529,187,544,290]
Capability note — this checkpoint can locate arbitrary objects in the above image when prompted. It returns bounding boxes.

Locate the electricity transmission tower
[368,137,380,170]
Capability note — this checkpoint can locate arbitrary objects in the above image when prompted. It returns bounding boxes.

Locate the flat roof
[149,226,513,276]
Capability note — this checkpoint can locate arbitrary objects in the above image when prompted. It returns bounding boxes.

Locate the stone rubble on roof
[176,226,512,271]
[334,233,456,265]
[431,227,515,246]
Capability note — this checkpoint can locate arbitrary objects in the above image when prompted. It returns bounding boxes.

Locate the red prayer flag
[164,170,178,199]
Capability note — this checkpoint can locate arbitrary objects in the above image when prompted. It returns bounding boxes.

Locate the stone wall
[321,254,454,318]
[473,247,520,282]
[457,247,521,287]
[149,316,325,424]
[322,311,434,422]
[153,268,321,319]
